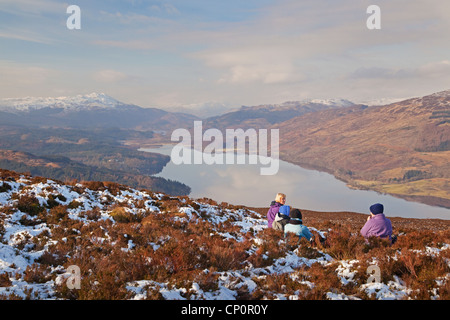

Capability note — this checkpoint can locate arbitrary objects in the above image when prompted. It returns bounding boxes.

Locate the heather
[0,169,449,300]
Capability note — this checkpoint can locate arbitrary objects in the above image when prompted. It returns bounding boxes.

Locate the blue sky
[1,0,450,113]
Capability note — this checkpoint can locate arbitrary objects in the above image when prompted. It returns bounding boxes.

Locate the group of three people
[267,193,394,243]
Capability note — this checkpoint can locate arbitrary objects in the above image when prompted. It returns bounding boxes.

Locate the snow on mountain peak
[307,98,355,107]
[428,89,450,99]
[0,92,125,113]
[277,98,355,108]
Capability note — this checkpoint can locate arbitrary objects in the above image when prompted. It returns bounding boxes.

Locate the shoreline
[278,155,450,210]
[135,142,450,219]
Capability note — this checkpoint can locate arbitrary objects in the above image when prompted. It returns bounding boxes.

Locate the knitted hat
[289,208,302,220]
[369,203,384,215]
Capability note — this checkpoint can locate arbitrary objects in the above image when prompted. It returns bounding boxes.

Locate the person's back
[284,208,313,242]
[273,205,290,231]
[360,203,393,241]
[267,193,286,228]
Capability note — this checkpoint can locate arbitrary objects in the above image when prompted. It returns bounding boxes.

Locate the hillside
[2,90,449,210]
[0,126,190,196]
[0,150,189,196]
[0,169,449,301]
[204,99,356,130]
[276,90,450,208]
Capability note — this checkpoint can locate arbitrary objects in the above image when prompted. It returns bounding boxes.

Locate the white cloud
[0,61,56,85]
[2,0,450,106]
[92,69,131,83]
[417,60,450,78]
[349,60,450,80]
[0,30,51,44]
[149,3,180,15]
[0,0,66,16]
[195,41,307,85]
[99,11,160,25]
[0,61,59,98]
[93,39,156,50]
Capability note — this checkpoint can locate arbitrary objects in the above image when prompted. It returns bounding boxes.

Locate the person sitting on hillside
[284,208,314,243]
[272,204,291,231]
[267,193,288,228]
[360,203,394,243]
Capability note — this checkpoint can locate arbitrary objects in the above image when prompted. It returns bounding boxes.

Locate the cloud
[93,39,156,50]
[349,60,450,80]
[0,0,66,16]
[98,11,161,25]
[417,60,450,78]
[2,0,450,106]
[0,30,51,44]
[0,61,57,85]
[349,67,411,79]
[0,61,59,97]
[149,3,180,16]
[194,41,307,85]
[92,69,132,83]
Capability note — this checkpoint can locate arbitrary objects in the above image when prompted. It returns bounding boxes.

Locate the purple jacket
[267,201,281,228]
[360,214,392,240]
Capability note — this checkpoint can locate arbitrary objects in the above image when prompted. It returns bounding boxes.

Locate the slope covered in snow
[0,169,449,300]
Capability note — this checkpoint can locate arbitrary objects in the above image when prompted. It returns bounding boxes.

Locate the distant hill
[204,99,356,130]
[2,91,449,209]
[275,89,450,208]
[0,149,190,196]
[0,92,198,131]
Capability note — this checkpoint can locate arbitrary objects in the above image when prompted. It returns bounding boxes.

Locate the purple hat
[370,203,384,215]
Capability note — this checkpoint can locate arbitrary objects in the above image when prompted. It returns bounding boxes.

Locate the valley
[0,90,449,211]
[274,90,450,208]
[0,126,190,196]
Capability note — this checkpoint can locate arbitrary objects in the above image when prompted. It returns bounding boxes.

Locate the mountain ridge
[0,92,199,130]
[0,92,125,113]
[1,89,449,209]
[274,89,450,208]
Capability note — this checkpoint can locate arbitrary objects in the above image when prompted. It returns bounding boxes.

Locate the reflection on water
[141,146,450,220]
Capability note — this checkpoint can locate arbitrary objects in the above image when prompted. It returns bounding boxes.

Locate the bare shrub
[17,194,45,216]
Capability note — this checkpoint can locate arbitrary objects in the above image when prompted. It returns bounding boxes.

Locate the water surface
[141,145,450,220]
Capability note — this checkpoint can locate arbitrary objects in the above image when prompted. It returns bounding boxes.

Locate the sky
[1,0,450,114]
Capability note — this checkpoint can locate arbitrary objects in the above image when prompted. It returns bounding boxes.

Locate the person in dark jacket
[284,208,314,242]
[266,193,286,228]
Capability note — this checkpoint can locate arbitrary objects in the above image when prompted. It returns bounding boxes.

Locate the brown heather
[0,168,449,300]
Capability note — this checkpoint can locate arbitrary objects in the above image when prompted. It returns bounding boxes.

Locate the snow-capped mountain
[0,93,198,129]
[0,93,127,114]
[244,98,356,111]
[203,98,358,130]
[300,98,355,108]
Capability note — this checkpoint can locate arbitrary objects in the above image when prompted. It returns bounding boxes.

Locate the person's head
[275,193,286,204]
[289,208,302,223]
[369,203,384,215]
